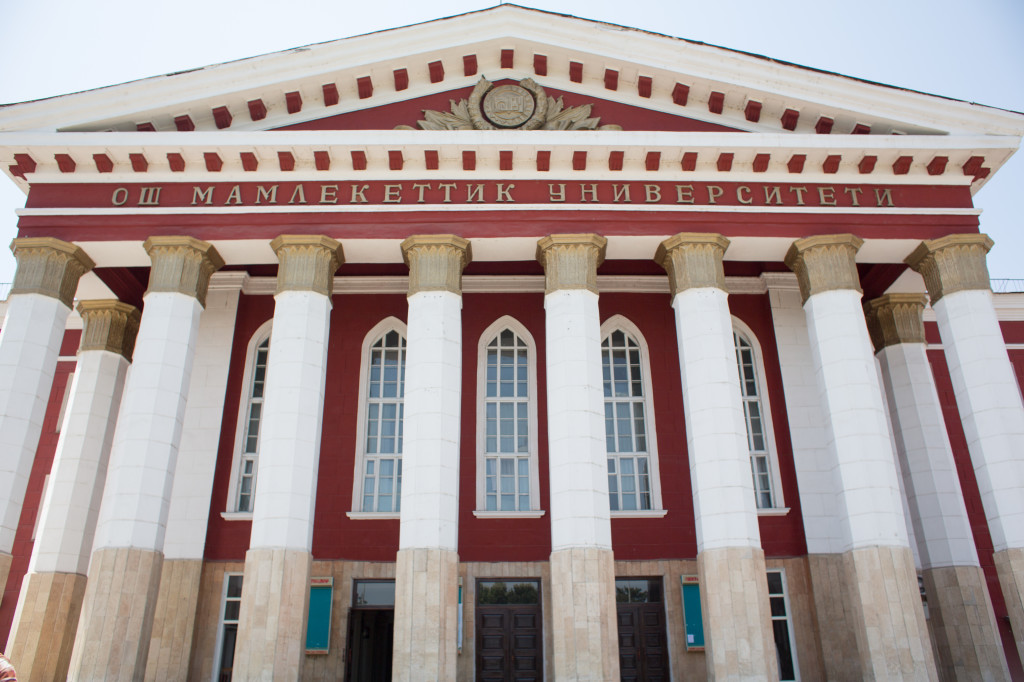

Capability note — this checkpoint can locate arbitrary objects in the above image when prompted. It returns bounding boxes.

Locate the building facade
[0,6,1023,681]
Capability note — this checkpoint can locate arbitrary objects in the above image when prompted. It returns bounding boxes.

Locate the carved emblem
[396,77,622,131]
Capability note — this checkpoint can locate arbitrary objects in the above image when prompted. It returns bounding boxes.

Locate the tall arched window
[733,322,783,510]
[351,318,407,515]
[475,317,541,515]
[226,321,272,514]
[601,317,663,513]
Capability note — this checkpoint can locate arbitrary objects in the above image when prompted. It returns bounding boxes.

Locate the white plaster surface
[765,281,841,554]
[878,343,979,569]
[399,291,463,552]
[543,289,612,552]
[804,288,909,551]
[673,287,762,551]
[248,290,331,552]
[30,350,128,575]
[935,289,1024,552]
[93,292,203,552]
[0,293,70,553]
[164,288,241,559]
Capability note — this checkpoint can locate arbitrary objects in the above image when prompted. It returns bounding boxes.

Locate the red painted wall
[0,330,80,643]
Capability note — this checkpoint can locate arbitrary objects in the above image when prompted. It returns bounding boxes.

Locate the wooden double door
[476,580,543,681]
[616,578,669,681]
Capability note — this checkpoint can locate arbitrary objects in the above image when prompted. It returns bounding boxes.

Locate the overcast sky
[1,0,1022,284]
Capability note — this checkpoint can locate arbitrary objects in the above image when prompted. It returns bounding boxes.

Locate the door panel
[476,604,542,681]
[616,582,669,682]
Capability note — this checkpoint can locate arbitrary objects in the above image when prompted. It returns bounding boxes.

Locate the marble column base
[67,547,164,682]
[232,547,312,681]
[392,547,459,682]
[0,551,10,594]
[808,553,863,681]
[922,564,1009,681]
[698,546,778,681]
[843,545,937,680]
[143,558,204,682]
[549,546,619,681]
[994,547,1024,668]
[6,570,88,682]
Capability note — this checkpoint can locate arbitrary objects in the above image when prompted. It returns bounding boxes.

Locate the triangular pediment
[0,5,1020,138]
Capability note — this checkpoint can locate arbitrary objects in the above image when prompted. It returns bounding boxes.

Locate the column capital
[784,234,864,304]
[905,233,993,304]
[143,236,225,307]
[77,300,142,362]
[270,235,343,297]
[655,233,729,297]
[401,235,472,296]
[10,237,95,308]
[536,234,606,295]
[863,293,928,352]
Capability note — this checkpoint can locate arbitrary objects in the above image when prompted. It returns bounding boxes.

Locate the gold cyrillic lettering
[764,186,783,205]
[580,184,599,202]
[496,183,515,202]
[288,184,307,204]
[350,185,369,203]
[612,184,631,202]
[549,184,566,202]
[736,186,752,205]
[644,184,661,203]
[789,186,808,206]
[139,187,162,206]
[225,185,243,205]
[707,185,723,204]
[192,186,214,206]
[438,183,457,203]
[111,187,128,206]
[466,184,485,203]
[256,185,279,205]
[412,183,431,203]
[319,185,338,204]
[844,187,863,206]
[818,187,836,206]
[383,184,402,203]
[675,185,694,204]
[874,188,894,207]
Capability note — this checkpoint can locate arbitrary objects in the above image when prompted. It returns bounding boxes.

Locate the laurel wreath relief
[395,77,622,131]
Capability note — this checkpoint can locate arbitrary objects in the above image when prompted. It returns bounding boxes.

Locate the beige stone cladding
[994,547,1024,667]
[5,571,87,682]
[807,553,863,680]
[922,564,1010,681]
[842,545,938,680]
[549,547,619,681]
[66,547,164,681]
[143,558,204,682]
[189,561,243,682]
[231,548,312,681]
[697,547,778,681]
[459,561,555,682]
[392,548,459,681]
[0,554,10,608]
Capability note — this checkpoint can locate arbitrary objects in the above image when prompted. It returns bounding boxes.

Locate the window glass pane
[227,575,243,598]
[355,581,396,606]
[477,580,539,605]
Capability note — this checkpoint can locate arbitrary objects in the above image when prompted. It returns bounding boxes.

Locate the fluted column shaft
[537,234,619,681]
[786,235,937,680]
[232,236,342,682]
[907,234,1024,667]
[392,235,470,682]
[69,237,222,682]
[0,238,93,592]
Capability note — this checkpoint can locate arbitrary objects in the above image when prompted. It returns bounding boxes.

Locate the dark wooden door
[617,602,668,681]
[476,604,542,681]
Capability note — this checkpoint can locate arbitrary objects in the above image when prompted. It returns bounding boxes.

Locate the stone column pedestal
[908,234,1024,667]
[69,237,222,681]
[8,300,138,682]
[392,235,470,682]
[786,235,937,678]
[657,234,777,681]
[537,234,620,681]
[0,238,93,589]
[233,236,342,681]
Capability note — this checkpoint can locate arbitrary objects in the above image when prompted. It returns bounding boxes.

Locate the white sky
[1,0,1022,283]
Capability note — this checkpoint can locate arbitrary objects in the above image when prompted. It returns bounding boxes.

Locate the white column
[146,274,244,682]
[657,234,776,681]
[537,234,619,681]
[233,236,341,681]
[786,234,936,678]
[392,235,469,682]
[0,238,93,591]
[866,293,1009,680]
[907,233,1024,667]
[7,300,138,682]
[69,236,223,682]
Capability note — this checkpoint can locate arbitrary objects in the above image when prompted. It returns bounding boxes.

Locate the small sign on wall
[306,577,334,654]
[681,575,705,651]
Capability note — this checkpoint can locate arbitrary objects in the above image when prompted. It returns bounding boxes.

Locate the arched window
[226,321,272,513]
[733,322,783,510]
[475,317,541,514]
[352,319,407,514]
[601,317,663,513]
